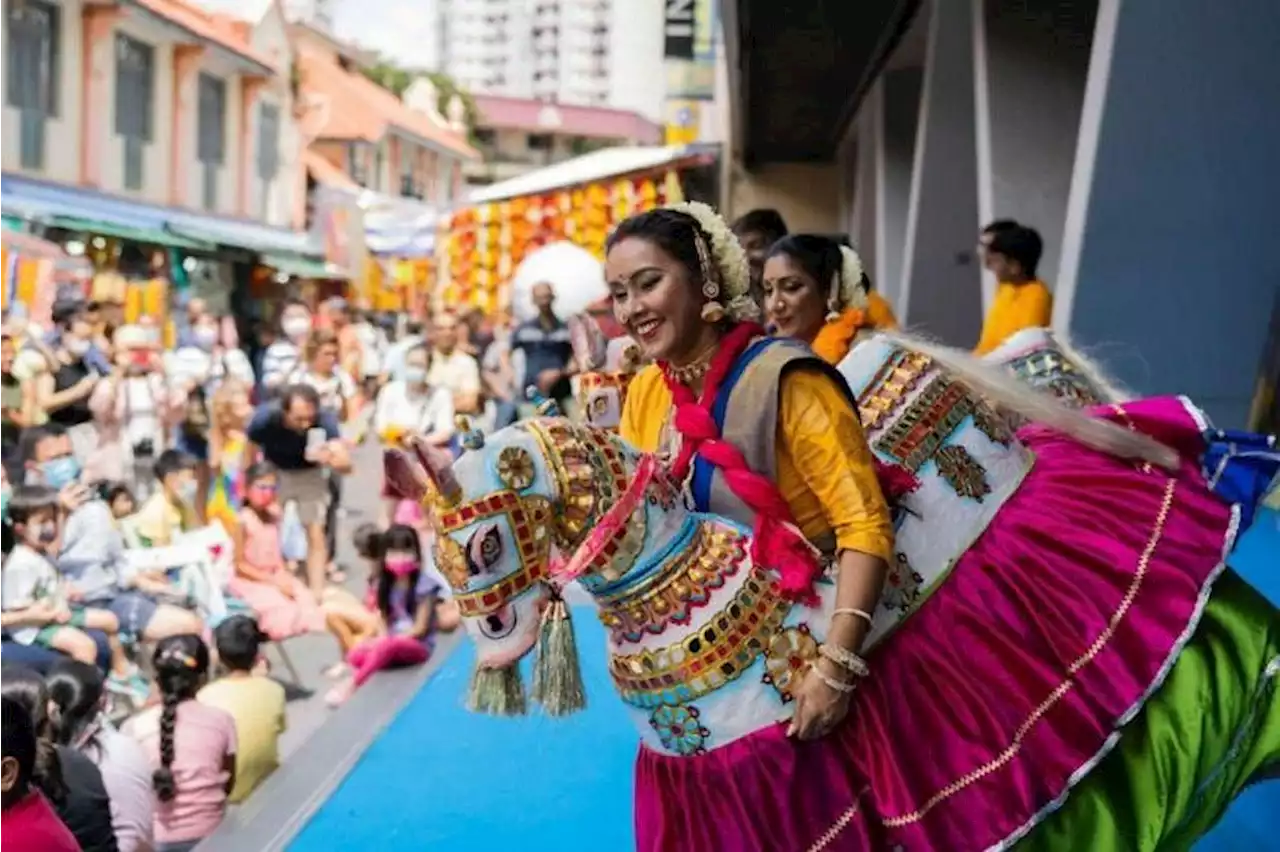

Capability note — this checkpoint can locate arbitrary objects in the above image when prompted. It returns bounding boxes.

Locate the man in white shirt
[427,313,481,416]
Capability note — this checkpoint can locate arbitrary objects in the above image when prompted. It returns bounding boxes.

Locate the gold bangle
[809,662,857,694]
[818,643,870,678]
[832,607,874,626]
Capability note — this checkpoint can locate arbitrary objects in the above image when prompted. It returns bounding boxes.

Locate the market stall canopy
[468,144,717,204]
[509,242,607,323]
[1,173,322,257]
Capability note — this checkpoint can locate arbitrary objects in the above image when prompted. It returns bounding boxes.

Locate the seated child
[103,482,136,522]
[197,615,286,804]
[1,485,148,701]
[1,694,80,852]
[131,450,200,547]
[227,462,327,639]
[326,524,446,706]
[124,634,236,851]
[230,464,377,677]
[130,450,227,625]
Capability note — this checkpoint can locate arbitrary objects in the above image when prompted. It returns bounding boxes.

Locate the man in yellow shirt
[198,615,287,803]
[974,224,1053,355]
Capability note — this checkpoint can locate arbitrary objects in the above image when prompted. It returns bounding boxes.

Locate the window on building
[257,101,281,217]
[398,143,419,198]
[372,143,385,192]
[6,0,61,171]
[114,34,154,191]
[197,73,226,210]
[349,143,369,187]
[527,133,552,151]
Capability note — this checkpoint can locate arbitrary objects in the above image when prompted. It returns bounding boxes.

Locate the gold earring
[701,301,727,323]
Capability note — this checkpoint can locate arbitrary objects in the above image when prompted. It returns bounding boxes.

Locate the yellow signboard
[665,101,701,145]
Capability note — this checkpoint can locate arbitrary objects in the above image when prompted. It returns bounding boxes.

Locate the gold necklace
[666,340,718,385]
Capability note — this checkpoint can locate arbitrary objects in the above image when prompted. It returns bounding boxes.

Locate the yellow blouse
[621,364,893,561]
[974,280,1053,355]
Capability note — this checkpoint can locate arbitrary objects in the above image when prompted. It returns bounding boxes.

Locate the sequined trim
[438,491,555,616]
[596,525,749,644]
[857,350,933,431]
[762,624,819,703]
[1006,346,1104,408]
[525,420,632,550]
[609,566,792,709]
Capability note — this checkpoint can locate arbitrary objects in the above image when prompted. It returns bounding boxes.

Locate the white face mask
[403,366,428,385]
[281,315,311,340]
[65,337,91,357]
[193,326,219,350]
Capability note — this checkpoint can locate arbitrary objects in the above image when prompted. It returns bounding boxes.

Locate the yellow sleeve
[778,369,894,561]
[618,365,669,452]
[975,282,1053,355]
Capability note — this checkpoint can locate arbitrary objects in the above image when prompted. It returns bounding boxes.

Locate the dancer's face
[606,236,710,364]
[762,253,827,343]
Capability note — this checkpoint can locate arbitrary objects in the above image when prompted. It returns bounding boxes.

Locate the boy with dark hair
[731,208,790,304]
[0,485,148,699]
[975,224,1053,355]
[197,614,287,803]
[1,695,80,850]
[132,450,200,547]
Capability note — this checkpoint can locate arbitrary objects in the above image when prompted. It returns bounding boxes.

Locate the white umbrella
[509,241,607,323]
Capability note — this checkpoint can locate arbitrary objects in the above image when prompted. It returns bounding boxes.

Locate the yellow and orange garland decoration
[435,170,682,313]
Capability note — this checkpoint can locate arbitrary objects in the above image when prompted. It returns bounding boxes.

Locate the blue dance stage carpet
[289,609,638,851]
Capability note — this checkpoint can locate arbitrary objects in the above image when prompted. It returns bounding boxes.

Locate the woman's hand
[786,658,855,741]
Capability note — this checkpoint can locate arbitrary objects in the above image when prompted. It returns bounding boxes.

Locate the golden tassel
[531,596,587,716]
[466,663,527,716]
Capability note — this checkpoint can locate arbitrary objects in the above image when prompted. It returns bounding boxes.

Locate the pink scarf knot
[660,324,823,604]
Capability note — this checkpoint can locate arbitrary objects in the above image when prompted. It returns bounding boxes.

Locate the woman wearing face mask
[35,308,102,466]
[761,235,898,364]
[373,345,455,525]
[86,326,177,497]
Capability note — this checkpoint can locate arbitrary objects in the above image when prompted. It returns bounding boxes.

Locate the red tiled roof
[296,45,478,160]
[472,95,662,144]
[130,0,278,70]
[304,149,360,190]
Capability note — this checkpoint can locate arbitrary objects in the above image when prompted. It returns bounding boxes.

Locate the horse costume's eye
[466,525,504,575]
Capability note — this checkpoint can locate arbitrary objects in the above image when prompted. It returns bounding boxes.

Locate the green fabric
[260,252,341,280]
[47,215,214,251]
[1022,571,1280,850]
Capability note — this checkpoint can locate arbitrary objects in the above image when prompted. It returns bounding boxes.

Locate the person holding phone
[245,384,351,599]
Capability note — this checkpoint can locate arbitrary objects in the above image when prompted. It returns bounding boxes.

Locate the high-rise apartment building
[435,0,663,122]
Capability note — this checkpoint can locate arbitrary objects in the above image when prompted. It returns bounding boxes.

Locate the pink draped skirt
[227,573,327,640]
[634,397,1237,851]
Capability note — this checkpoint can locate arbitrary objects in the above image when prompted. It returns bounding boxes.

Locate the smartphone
[305,427,327,460]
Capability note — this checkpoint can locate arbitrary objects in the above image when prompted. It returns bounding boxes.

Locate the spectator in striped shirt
[259,302,312,396]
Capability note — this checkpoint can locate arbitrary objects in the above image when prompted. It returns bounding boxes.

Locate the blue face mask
[39,455,82,491]
[0,484,10,520]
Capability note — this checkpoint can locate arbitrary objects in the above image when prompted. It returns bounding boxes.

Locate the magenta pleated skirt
[634,397,1237,851]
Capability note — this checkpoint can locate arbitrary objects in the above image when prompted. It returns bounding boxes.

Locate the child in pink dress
[226,462,326,639]
[326,524,440,706]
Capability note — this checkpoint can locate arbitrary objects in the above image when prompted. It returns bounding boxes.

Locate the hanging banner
[663,0,695,59]
[312,188,368,284]
[665,0,717,100]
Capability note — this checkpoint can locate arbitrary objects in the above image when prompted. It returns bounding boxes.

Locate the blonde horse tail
[878,330,1179,471]
[1053,332,1133,403]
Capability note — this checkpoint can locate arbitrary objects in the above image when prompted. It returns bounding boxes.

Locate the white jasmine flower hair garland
[830,245,870,319]
[666,201,759,322]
